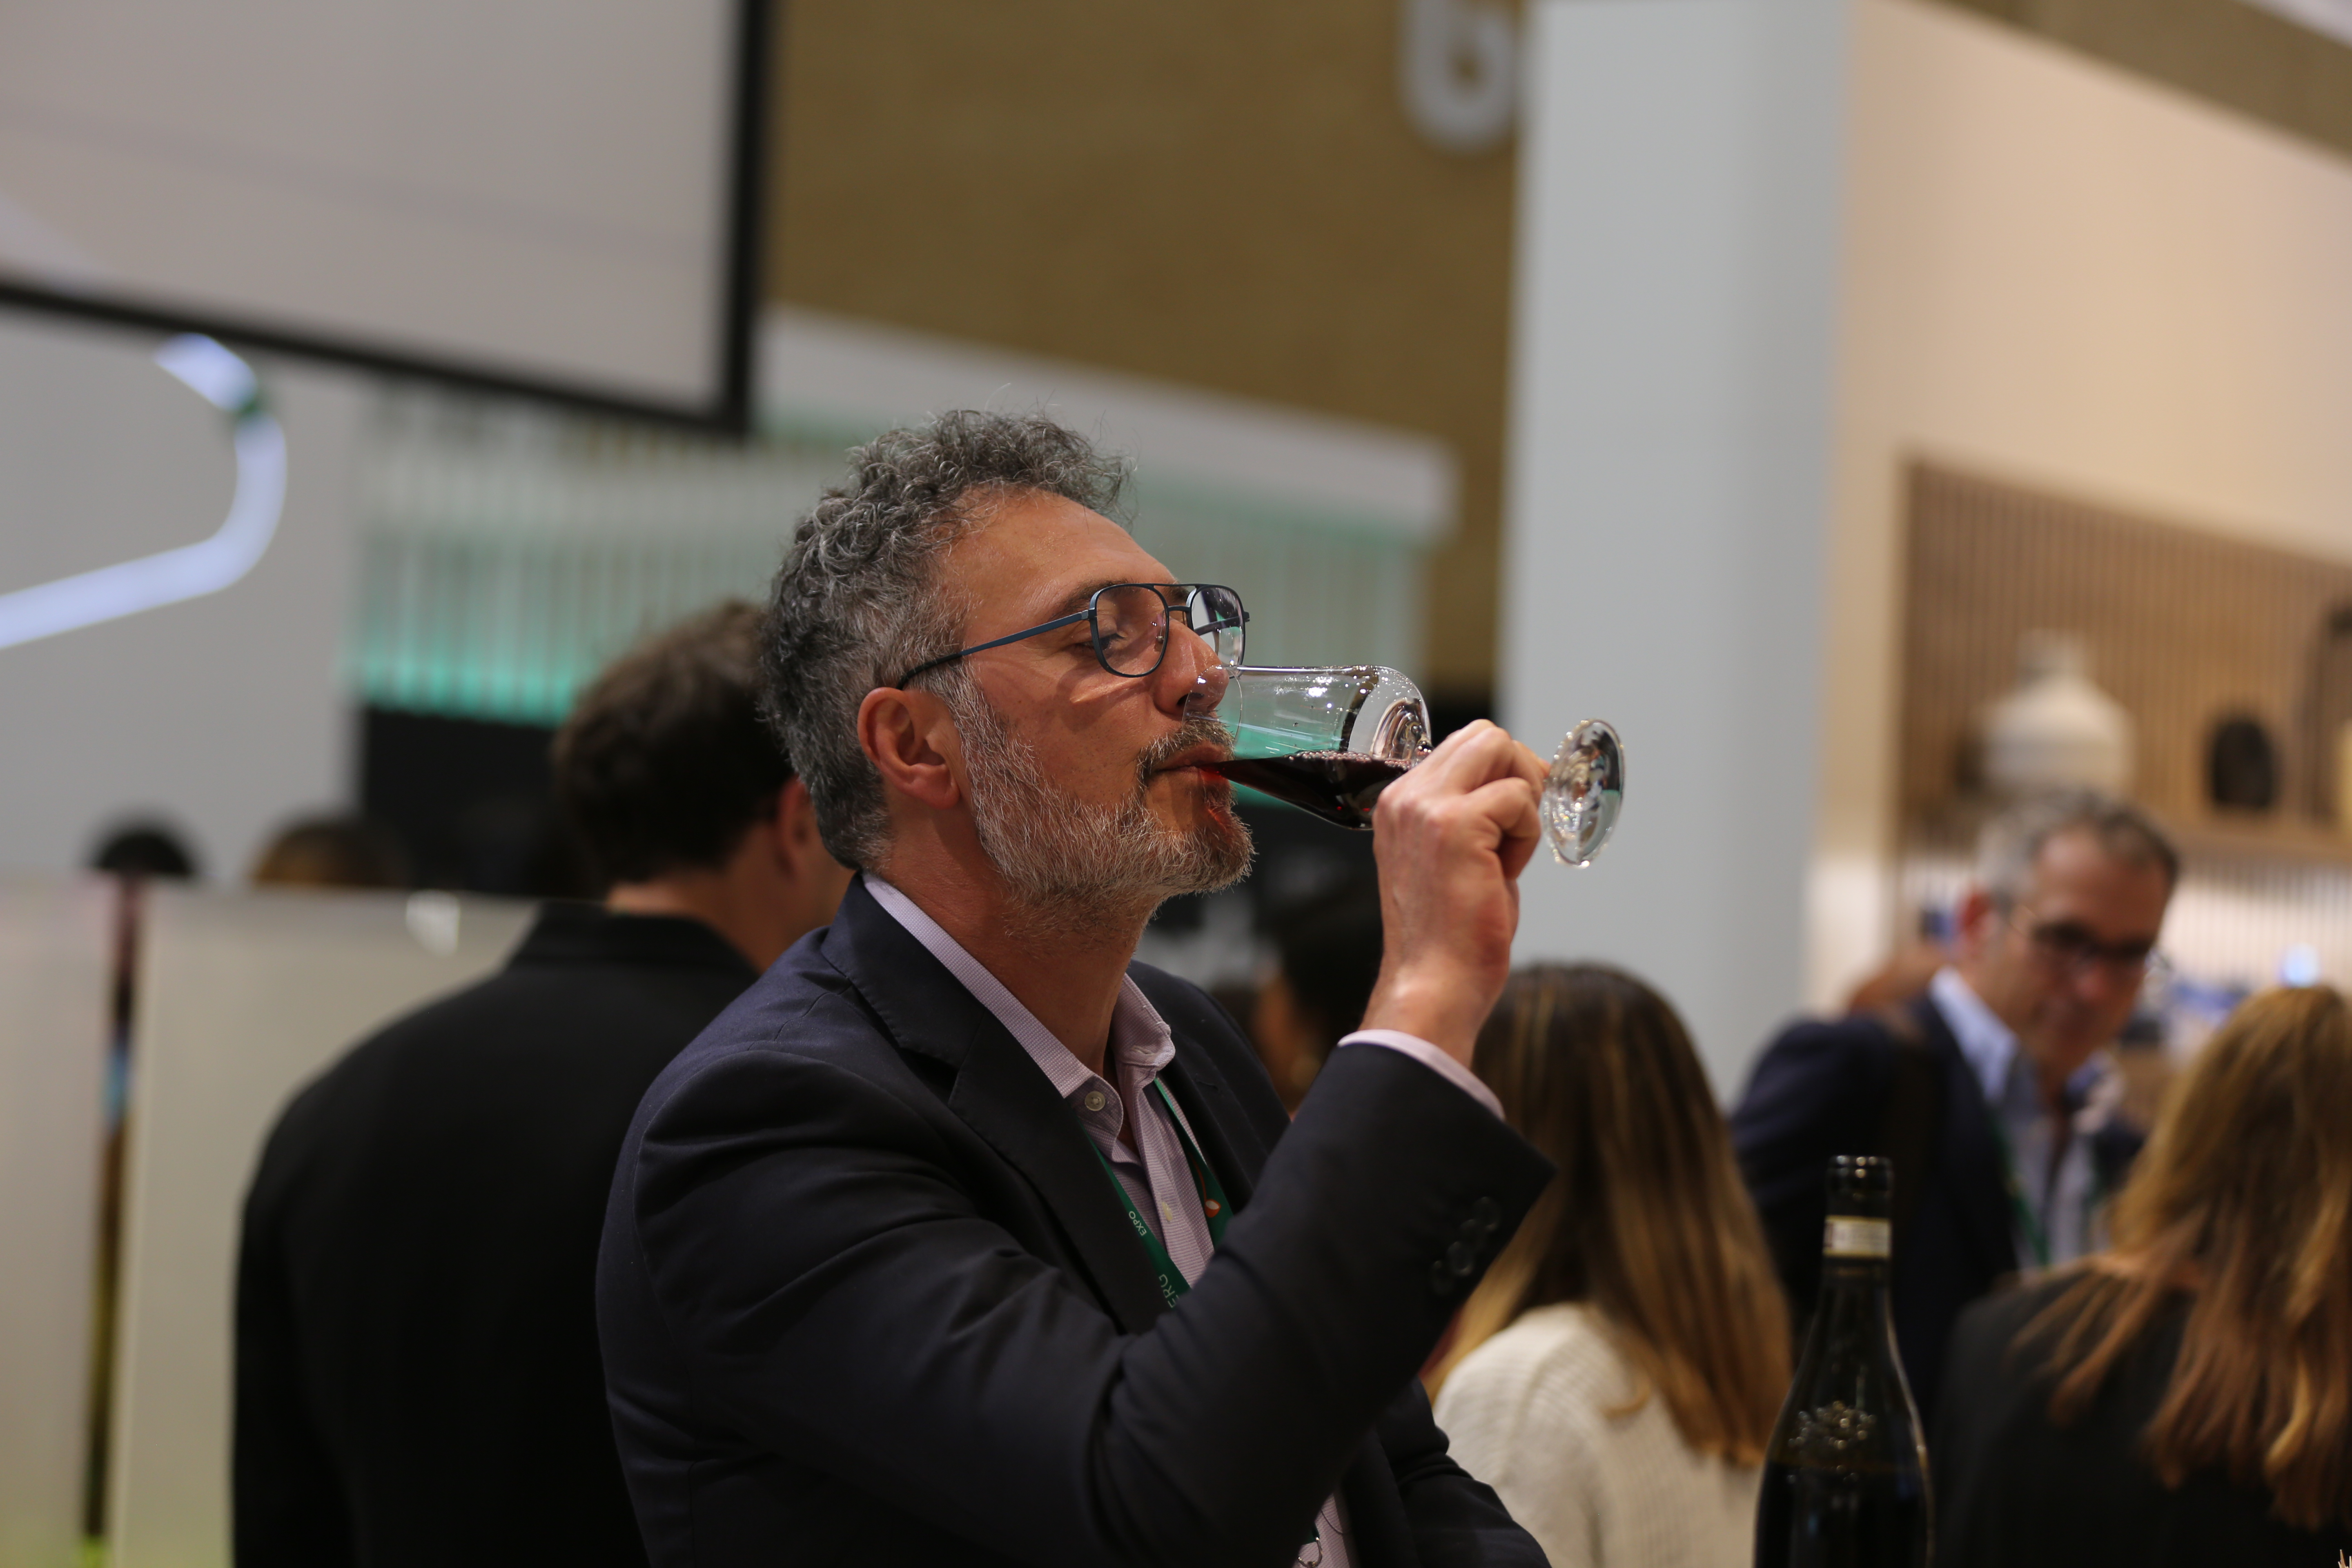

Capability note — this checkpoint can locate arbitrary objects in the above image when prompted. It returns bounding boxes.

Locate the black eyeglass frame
[890,582,1247,688]
[2004,904,2170,983]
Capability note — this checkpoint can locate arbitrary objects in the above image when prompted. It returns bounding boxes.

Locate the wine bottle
[1755,1155,1931,1568]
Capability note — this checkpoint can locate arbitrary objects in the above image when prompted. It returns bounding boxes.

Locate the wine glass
[1201,665,1625,867]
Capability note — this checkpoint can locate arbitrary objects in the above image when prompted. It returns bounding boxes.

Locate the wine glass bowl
[1216,665,1430,764]
[1208,665,1626,868]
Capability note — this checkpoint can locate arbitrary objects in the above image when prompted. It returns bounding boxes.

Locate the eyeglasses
[892,583,1247,688]
[2006,906,2169,983]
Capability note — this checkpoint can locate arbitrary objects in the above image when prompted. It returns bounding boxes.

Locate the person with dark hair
[1251,876,1384,1109]
[247,814,411,889]
[1431,964,1791,1568]
[234,601,849,1568]
[554,603,853,961]
[598,411,1555,1567]
[1933,984,2352,1564]
[1730,789,2177,1422]
[89,819,200,880]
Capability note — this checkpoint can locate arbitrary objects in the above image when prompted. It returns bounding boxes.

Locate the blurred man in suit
[598,412,1556,1567]
[234,601,851,1568]
[1730,790,2175,1420]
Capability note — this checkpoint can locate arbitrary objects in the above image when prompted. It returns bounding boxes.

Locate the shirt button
[1083,1090,1107,1113]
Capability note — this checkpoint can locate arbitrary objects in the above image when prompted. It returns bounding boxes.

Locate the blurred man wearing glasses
[1731,791,2176,1421]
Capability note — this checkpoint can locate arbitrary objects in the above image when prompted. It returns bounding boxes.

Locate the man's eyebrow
[1049,579,1128,618]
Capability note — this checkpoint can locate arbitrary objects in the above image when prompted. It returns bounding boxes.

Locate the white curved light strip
[0,335,287,652]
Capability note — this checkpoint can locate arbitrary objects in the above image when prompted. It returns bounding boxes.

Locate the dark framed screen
[0,0,769,429]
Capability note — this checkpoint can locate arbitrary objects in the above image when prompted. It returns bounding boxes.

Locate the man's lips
[1154,744,1233,775]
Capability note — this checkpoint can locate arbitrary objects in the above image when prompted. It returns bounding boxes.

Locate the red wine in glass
[1199,751,1408,830]
[1212,664,1624,864]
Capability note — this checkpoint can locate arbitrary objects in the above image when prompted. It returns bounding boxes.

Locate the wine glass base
[1543,719,1625,868]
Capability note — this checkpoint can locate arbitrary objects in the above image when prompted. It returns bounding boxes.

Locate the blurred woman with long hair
[1934,984,2352,1564]
[1429,964,1791,1568]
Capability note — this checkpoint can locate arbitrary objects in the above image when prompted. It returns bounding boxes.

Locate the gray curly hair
[760,411,1131,869]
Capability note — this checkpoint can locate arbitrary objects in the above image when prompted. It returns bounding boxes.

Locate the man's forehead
[2026,827,2171,920]
[953,492,1173,611]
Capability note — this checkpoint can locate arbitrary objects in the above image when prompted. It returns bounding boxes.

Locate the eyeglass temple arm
[892,609,1094,686]
[894,589,1243,685]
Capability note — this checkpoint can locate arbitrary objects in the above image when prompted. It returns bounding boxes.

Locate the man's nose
[1179,654,1229,717]
[2072,958,2135,1005]
[1163,624,1229,716]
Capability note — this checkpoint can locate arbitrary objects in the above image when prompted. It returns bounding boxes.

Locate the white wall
[1500,0,1853,1094]
[0,310,364,881]
[0,875,109,1568]
[1810,0,2352,1005]
[109,887,530,1568]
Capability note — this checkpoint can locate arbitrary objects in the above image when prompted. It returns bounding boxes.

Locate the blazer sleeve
[1374,1379,1555,1568]
[232,1115,355,1568]
[1728,1016,1894,1324]
[617,1026,1554,1568]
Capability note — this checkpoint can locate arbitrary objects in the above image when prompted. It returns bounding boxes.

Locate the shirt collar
[511,900,759,978]
[1929,966,2021,1105]
[860,875,1175,1102]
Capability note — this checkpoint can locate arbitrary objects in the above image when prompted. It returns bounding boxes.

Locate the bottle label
[1823,1216,1891,1258]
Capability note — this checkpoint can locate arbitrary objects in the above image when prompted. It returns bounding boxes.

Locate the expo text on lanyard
[1086,1084,1329,1567]
[1085,1080,1231,1311]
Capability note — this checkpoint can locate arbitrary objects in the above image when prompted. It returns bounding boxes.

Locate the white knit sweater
[1431,1303,1761,1568]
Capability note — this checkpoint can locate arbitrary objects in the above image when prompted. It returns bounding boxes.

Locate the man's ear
[769,776,821,867]
[857,687,963,813]
[1953,886,1998,959]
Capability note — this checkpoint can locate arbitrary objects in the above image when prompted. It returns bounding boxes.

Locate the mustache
[1136,715,1235,788]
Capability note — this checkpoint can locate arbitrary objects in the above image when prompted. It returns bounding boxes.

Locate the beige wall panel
[109,889,529,1568]
[1929,0,2352,162]
[767,1,1516,692]
[1812,0,2352,1004]
[0,877,110,1568]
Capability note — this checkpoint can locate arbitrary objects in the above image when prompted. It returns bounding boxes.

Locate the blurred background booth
[1505,0,2352,1084]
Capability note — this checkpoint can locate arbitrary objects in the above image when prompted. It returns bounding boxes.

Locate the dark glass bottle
[1755,1155,1931,1568]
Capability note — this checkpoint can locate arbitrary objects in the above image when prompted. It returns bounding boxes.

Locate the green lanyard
[1986,1118,2052,1269]
[1089,1092,1318,1559]
[1986,1116,2107,1271]
[1086,1080,1232,1312]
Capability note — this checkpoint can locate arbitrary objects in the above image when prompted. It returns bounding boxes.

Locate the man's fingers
[1462,775,1542,864]
[1495,803,1541,882]
[1402,719,1546,795]
[1401,719,1488,788]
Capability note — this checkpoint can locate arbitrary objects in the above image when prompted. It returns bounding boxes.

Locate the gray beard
[953,693,1254,937]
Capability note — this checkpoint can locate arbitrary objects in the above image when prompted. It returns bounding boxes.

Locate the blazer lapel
[1912,998,2021,1278]
[824,881,1170,1333]
[945,1027,1172,1332]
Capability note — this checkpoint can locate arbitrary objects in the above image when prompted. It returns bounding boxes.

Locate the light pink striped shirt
[865,877,1499,1566]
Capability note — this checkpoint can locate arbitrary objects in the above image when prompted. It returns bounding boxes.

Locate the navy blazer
[238,906,757,1568]
[1727,995,2017,1422]
[597,878,1555,1568]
